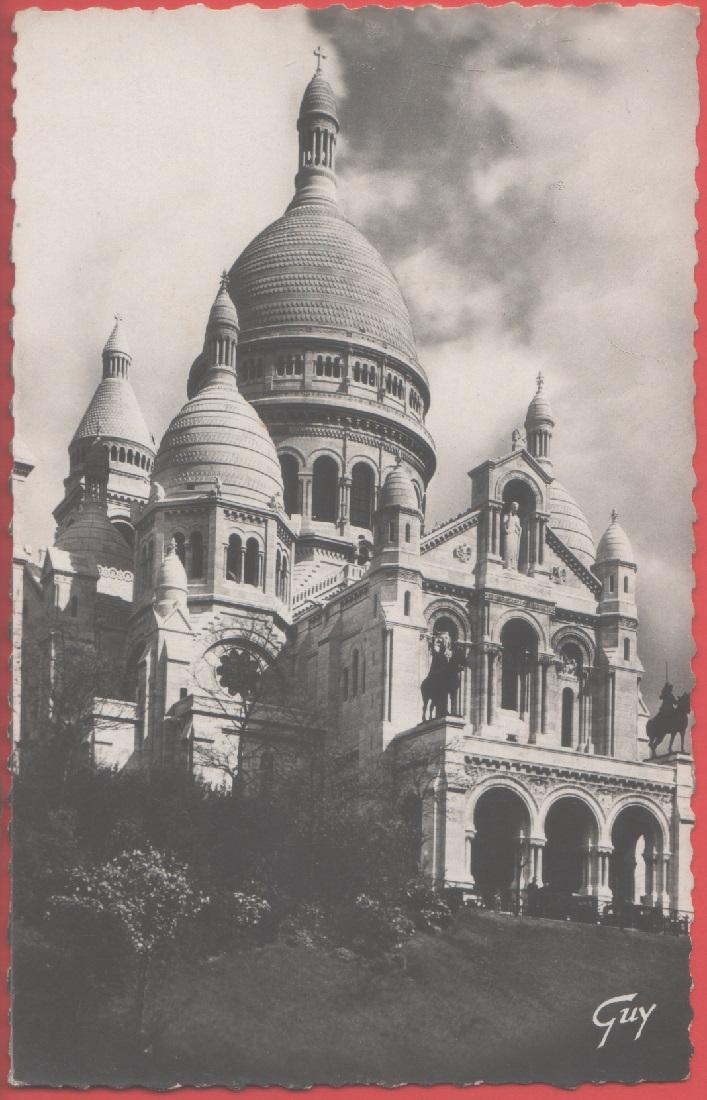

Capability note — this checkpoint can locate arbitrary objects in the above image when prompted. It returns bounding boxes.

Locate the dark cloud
[311,6,611,344]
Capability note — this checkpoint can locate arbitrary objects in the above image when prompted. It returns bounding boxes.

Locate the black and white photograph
[9,3,698,1087]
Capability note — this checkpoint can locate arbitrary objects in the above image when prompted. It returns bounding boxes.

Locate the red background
[0,2,703,1097]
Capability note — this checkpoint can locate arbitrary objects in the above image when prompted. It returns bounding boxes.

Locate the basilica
[12,63,693,916]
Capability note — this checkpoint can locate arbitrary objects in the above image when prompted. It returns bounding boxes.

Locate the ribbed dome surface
[526,389,554,425]
[229,204,423,377]
[154,375,283,507]
[380,462,419,511]
[72,378,154,451]
[300,74,338,119]
[55,509,133,570]
[549,481,595,567]
[208,283,239,331]
[597,515,635,564]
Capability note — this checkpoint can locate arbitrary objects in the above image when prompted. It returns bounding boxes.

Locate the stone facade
[14,65,693,917]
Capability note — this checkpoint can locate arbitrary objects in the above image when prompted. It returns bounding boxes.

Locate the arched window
[312,455,338,522]
[609,574,616,593]
[244,538,259,587]
[276,549,282,599]
[561,687,574,747]
[173,532,186,565]
[404,591,411,616]
[119,447,126,462]
[189,530,204,579]
[280,454,299,516]
[127,449,133,464]
[624,638,631,661]
[342,668,349,701]
[388,520,397,542]
[623,575,629,593]
[405,523,411,543]
[500,618,538,716]
[226,534,242,581]
[141,454,146,469]
[352,650,359,696]
[282,553,289,603]
[110,445,118,461]
[350,462,375,528]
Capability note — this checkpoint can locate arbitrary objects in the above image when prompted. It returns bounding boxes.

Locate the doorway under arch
[610,805,664,907]
[473,787,531,907]
[544,797,599,895]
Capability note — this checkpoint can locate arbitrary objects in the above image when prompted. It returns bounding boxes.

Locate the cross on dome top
[536,371,544,392]
[314,45,327,74]
[611,508,619,524]
[220,270,230,291]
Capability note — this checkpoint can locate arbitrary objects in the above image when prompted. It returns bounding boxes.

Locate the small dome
[380,461,419,512]
[153,373,283,508]
[525,373,554,427]
[300,74,338,122]
[103,315,131,359]
[72,377,154,451]
[156,541,188,594]
[597,510,635,564]
[549,481,595,567]
[55,510,132,570]
[207,276,239,334]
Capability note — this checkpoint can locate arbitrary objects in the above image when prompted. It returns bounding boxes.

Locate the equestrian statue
[646,682,691,757]
[421,633,462,721]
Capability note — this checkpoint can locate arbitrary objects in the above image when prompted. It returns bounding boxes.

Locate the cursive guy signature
[592,993,657,1049]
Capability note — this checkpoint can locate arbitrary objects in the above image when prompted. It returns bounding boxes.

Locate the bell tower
[291,48,340,208]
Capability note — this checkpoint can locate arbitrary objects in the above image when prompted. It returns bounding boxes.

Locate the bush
[403,879,453,931]
[337,893,415,958]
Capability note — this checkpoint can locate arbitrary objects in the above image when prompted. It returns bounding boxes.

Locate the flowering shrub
[230,891,271,929]
[403,879,453,931]
[341,893,415,957]
[49,846,208,957]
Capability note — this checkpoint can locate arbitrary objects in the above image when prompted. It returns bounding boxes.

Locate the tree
[49,847,207,1047]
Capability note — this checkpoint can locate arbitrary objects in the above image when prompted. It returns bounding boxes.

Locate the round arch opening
[610,804,664,908]
[472,787,531,908]
[544,796,599,895]
[500,618,538,717]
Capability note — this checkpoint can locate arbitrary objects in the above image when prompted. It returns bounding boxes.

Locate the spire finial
[314,45,326,75]
[536,371,544,393]
[220,270,229,291]
[114,312,123,324]
[611,508,618,524]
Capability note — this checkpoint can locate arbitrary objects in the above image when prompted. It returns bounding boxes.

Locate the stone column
[239,546,246,583]
[529,838,545,887]
[257,549,265,590]
[477,643,488,730]
[538,654,554,736]
[465,829,476,885]
[660,852,671,911]
[487,646,501,726]
[299,472,312,519]
[596,846,613,905]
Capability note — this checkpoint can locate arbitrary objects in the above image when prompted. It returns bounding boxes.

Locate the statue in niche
[503,501,523,570]
[421,632,461,722]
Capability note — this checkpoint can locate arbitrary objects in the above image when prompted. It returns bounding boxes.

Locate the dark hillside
[13,909,691,1088]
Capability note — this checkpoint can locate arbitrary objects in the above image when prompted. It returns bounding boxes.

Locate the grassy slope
[14,910,691,1088]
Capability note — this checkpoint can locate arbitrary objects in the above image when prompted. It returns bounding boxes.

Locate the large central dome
[229,203,421,375]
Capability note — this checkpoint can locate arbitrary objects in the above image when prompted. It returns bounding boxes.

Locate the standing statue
[421,633,461,721]
[646,682,692,756]
[503,502,523,570]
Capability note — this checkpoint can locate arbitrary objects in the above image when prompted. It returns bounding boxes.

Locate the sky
[12,4,698,709]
